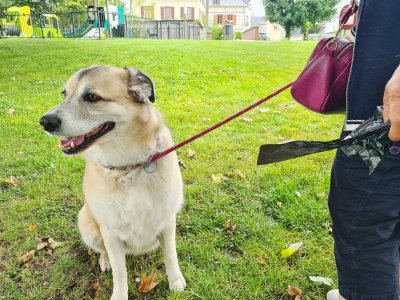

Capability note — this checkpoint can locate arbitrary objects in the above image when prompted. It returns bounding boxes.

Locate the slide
[63,19,95,38]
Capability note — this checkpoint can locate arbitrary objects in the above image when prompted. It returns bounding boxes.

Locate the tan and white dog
[39,66,186,300]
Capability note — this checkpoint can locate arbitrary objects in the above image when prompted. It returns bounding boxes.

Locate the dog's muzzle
[39,114,62,133]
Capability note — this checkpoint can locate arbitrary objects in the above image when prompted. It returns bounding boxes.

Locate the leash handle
[149,82,293,163]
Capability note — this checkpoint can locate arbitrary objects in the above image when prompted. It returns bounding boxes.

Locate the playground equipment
[1,6,62,38]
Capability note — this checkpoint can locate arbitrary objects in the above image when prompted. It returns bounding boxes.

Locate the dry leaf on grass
[316,192,326,199]
[138,270,160,293]
[281,242,303,258]
[19,250,35,263]
[295,191,301,198]
[211,174,228,184]
[188,149,196,158]
[1,176,19,187]
[309,275,334,286]
[6,108,15,116]
[242,117,253,122]
[287,285,302,300]
[28,224,37,231]
[258,108,270,113]
[226,170,246,179]
[90,279,101,298]
[35,237,63,255]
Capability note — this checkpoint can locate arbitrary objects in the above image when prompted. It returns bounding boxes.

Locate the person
[326,0,400,299]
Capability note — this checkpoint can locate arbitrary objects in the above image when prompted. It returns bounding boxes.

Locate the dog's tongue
[60,136,84,148]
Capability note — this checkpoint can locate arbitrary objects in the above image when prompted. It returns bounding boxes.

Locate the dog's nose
[39,114,62,132]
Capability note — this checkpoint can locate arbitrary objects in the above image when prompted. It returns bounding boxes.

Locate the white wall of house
[130,0,205,21]
[208,5,251,31]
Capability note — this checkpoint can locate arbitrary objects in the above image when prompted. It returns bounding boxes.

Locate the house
[130,0,206,21]
[208,0,251,31]
[248,16,285,40]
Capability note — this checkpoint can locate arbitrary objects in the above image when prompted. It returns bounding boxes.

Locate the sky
[250,0,265,17]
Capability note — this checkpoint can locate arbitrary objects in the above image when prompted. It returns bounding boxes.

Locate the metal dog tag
[143,161,157,173]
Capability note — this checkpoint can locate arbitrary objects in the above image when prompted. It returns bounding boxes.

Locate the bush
[234,31,242,40]
[211,27,223,40]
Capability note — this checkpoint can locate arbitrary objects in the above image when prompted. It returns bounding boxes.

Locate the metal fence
[0,10,203,40]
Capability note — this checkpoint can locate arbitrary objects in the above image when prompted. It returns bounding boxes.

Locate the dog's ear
[125,67,155,103]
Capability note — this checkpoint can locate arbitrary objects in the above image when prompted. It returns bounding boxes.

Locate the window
[228,14,233,21]
[141,6,154,19]
[161,7,174,20]
[186,7,194,19]
[213,0,220,5]
[217,14,223,24]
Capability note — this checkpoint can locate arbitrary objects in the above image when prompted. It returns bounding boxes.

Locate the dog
[39,65,186,299]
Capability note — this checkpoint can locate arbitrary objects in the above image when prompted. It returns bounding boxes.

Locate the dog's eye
[87,93,101,102]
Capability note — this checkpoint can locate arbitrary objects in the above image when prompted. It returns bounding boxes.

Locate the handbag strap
[338,0,358,34]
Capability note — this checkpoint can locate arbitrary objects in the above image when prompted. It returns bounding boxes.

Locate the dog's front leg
[159,216,186,291]
[100,227,128,300]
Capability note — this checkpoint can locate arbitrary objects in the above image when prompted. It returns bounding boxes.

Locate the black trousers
[329,148,400,299]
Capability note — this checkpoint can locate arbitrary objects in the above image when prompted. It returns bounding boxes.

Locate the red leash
[149,82,293,163]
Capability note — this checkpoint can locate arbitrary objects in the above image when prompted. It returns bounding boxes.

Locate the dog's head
[39,65,155,155]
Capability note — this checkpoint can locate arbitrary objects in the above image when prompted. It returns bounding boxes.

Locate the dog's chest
[84,173,177,246]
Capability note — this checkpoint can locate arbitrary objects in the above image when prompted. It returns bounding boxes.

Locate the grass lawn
[0,38,345,299]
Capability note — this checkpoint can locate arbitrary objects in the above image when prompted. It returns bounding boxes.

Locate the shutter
[191,7,195,19]
[222,14,227,24]
[141,6,144,18]
[181,7,184,19]
[161,7,164,19]
[232,14,237,25]
[171,7,175,19]
[214,15,218,24]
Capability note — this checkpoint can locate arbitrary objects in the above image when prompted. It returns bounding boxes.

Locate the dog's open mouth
[60,122,115,155]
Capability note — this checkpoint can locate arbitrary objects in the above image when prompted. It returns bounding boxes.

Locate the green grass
[0,39,344,299]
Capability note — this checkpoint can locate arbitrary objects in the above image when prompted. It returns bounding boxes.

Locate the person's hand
[383,65,400,141]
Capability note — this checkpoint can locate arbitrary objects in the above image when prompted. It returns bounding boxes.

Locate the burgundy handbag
[290,1,358,114]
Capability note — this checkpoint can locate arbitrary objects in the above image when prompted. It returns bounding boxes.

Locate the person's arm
[383,65,400,141]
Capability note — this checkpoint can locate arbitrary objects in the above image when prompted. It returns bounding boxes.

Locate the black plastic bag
[257,107,391,173]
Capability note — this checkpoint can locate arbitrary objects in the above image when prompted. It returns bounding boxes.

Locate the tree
[0,0,93,13]
[263,0,339,39]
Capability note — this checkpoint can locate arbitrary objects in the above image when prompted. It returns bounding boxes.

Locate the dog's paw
[168,274,186,292]
[99,253,111,272]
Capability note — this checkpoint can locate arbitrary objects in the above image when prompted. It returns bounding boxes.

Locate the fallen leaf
[19,250,35,263]
[91,279,100,292]
[35,236,63,255]
[277,201,283,207]
[18,151,25,156]
[262,127,268,132]
[188,149,196,158]
[274,110,282,114]
[258,108,270,113]
[309,275,334,286]
[281,242,303,258]
[87,248,93,256]
[223,219,232,228]
[295,191,301,198]
[327,226,333,234]
[287,285,303,300]
[28,224,37,231]
[1,176,19,187]
[256,256,267,266]
[226,169,246,179]
[138,270,160,293]
[316,192,326,199]
[211,174,228,184]
[6,108,15,116]
[48,237,63,249]
[242,117,253,122]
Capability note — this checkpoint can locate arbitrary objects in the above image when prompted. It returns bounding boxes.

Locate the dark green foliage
[263,0,339,39]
